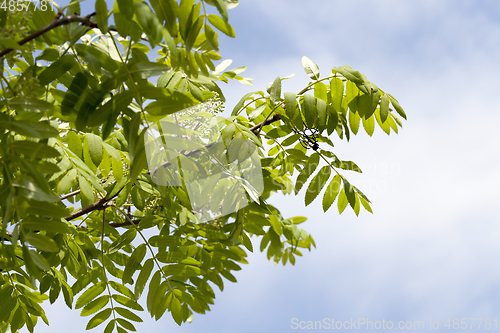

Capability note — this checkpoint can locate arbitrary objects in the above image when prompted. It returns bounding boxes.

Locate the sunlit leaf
[322,174,342,212]
[301,56,320,80]
[305,166,331,206]
[86,308,112,330]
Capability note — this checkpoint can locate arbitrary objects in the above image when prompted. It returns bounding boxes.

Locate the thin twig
[64,197,108,221]
[0,12,97,59]
[64,184,125,221]
[60,189,81,200]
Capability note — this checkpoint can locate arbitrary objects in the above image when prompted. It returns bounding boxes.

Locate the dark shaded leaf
[38,55,76,85]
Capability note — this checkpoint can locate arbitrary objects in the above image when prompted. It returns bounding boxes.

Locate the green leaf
[375,108,391,135]
[302,94,316,128]
[359,195,373,213]
[283,92,297,118]
[186,16,204,53]
[38,55,76,85]
[129,128,148,185]
[26,200,69,218]
[134,2,163,47]
[204,24,219,51]
[72,267,104,295]
[16,180,59,202]
[85,133,103,167]
[295,152,320,193]
[112,158,123,182]
[270,76,281,106]
[149,0,177,34]
[10,307,24,333]
[146,271,162,313]
[145,91,198,116]
[116,318,136,331]
[380,94,390,123]
[7,120,58,138]
[0,10,6,28]
[248,103,266,120]
[95,0,109,33]
[80,295,109,317]
[86,308,112,330]
[337,188,348,214]
[348,110,360,135]
[117,0,135,19]
[61,280,74,309]
[211,0,229,21]
[129,62,171,79]
[0,38,20,50]
[305,166,331,206]
[8,97,54,114]
[22,217,70,234]
[389,95,407,120]
[338,160,362,173]
[343,180,356,209]
[74,43,119,73]
[28,250,51,271]
[207,14,234,38]
[87,91,133,127]
[11,141,60,159]
[162,264,201,277]
[322,174,341,212]
[112,294,144,311]
[316,98,327,132]
[67,131,82,158]
[301,56,320,80]
[135,258,153,298]
[269,215,282,236]
[103,320,116,333]
[75,282,107,309]
[314,82,328,102]
[178,0,196,40]
[78,175,94,207]
[170,296,182,325]
[61,73,88,115]
[330,76,344,111]
[109,229,137,254]
[109,281,135,300]
[326,104,338,135]
[362,115,375,136]
[103,142,121,161]
[122,244,146,284]
[115,307,143,322]
[333,65,368,86]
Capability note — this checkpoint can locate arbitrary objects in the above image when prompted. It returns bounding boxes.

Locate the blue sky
[29,1,500,332]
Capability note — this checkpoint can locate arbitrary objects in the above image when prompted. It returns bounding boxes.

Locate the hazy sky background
[29,1,500,332]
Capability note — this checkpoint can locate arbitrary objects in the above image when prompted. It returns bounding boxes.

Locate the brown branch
[64,184,126,221]
[249,113,281,132]
[77,219,140,229]
[64,196,108,221]
[0,12,97,59]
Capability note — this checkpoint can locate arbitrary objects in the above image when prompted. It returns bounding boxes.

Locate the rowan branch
[249,113,281,132]
[64,184,126,221]
[64,196,108,221]
[146,113,281,175]
[0,12,97,59]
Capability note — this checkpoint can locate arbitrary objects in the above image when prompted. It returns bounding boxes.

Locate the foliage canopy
[0,0,406,332]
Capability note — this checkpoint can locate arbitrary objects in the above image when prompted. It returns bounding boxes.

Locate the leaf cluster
[0,1,406,332]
